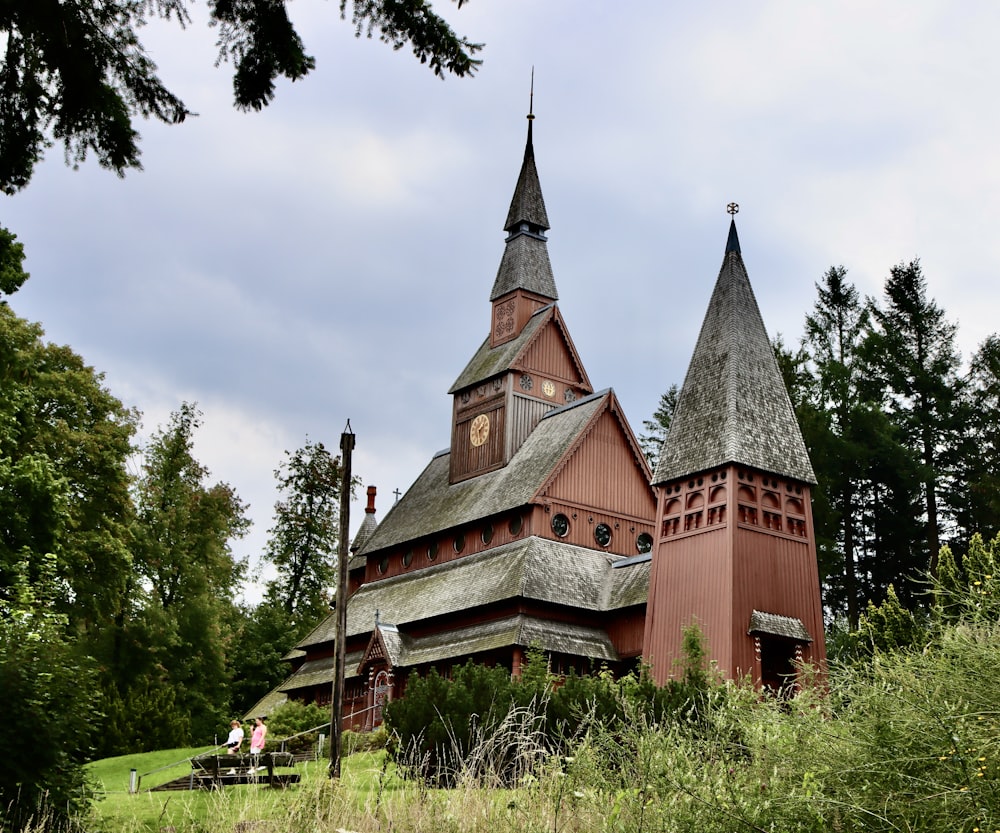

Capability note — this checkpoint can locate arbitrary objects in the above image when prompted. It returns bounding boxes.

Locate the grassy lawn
[86,749,404,832]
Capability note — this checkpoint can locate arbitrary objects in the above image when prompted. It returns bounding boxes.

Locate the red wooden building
[248,116,826,727]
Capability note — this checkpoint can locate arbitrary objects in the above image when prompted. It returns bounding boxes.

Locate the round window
[402,549,413,567]
[427,541,438,561]
[636,532,653,554]
[481,524,494,544]
[551,513,569,538]
[377,556,389,575]
[454,533,465,553]
[594,523,612,547]
[509,515,523,535]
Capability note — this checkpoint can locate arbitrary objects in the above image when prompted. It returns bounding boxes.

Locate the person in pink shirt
[249,716,267,773]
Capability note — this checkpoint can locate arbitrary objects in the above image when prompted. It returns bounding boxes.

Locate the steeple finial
[528,67,535,121]
[726,202,741,254]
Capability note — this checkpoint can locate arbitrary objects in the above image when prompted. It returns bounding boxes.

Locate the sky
[6,1,1000,602]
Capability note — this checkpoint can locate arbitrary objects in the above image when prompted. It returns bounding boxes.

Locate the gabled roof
[298,534,649,651]
[748,610,813,643]
[358,391,608,553]
[449,303,590,393]
[385,615,620,667]
[653,220,816,485]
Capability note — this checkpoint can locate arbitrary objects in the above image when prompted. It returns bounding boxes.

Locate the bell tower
[642,210,827,689]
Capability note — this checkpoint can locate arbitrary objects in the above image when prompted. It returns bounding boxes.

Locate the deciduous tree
[262,439,349,626]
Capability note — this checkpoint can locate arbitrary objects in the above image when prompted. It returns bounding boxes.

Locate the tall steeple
[652,216,815,486]
[490,106,558,346]
[643,210,826,691]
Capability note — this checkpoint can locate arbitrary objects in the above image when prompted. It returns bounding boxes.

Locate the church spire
[490,100,557,305]
[652,211,815,485]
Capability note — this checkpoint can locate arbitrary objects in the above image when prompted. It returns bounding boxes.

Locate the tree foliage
[637,384,678,468]
[262,439,350,628]
[122,402,250,745]
[0,0,482,194]
[0,227,29,296]
[0,556,99,833]
[0,303,137,636]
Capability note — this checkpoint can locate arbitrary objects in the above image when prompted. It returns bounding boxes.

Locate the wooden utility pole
[329,421,354,778]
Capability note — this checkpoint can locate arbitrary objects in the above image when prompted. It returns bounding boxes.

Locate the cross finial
[393,488,401,504]
[727,202,739,216]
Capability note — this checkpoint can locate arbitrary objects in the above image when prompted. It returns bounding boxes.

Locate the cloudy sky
[6,1,1000,600]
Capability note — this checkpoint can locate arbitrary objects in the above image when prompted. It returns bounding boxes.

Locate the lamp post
[329,420,354,778]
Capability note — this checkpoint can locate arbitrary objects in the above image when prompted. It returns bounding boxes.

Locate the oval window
[636,532,653,554]
[377,556,389,575]
[427,541,438,561]
[551,513,569,538]
[402,549,413,567]
[453,533,465,553]
[594,523,612,547]
[509,515,523,535]
[481,524,494,544]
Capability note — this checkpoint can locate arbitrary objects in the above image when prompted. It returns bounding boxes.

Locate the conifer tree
[864,260,964,576]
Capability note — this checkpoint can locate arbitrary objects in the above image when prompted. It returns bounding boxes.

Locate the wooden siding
[605,608,646,658]
[544,408,655,522]
[450,403,506,482]
[366,509,531,582]
[507,393,557,460]
[643,523,733,683]
[644,464,826,686]
[518,321,585,387]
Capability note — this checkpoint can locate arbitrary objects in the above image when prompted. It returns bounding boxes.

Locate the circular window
[377,556,389,575]
[427,541,438,561]
[509,515,523,535]
[453,533,465,553]
[402,549,413,567]
[636,533,653,554]
[551,513,569,538]
[481,524,494,544]
[594,523,612,547]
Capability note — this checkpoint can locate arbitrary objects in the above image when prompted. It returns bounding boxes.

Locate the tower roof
[490,117,558,302]
[652,219,816,485]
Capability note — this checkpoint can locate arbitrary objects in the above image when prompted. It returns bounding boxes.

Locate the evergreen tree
[954,334,1000,540]
[0,0,482,194]
[638,385,678,469]
[864,260,964,576]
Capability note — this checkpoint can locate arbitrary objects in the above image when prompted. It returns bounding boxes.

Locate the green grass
[85,748,402,832]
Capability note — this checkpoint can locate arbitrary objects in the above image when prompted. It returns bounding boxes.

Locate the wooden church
[249,114,826,728]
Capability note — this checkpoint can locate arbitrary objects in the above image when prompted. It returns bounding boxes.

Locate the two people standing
[222,716,267,774]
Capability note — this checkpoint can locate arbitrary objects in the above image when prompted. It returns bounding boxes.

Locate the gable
[539,395,655,520]
[514,310,590,389]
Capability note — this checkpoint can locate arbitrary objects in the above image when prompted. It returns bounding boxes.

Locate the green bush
[264,699,330,753]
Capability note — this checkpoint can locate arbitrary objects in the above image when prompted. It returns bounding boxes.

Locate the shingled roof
[490,118,557,302]
[652,220,816,485]
[297,535,649,651]
[358,391,610,553]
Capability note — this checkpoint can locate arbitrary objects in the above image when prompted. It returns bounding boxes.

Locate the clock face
[469,413,490,447]
[542,380,556,398]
